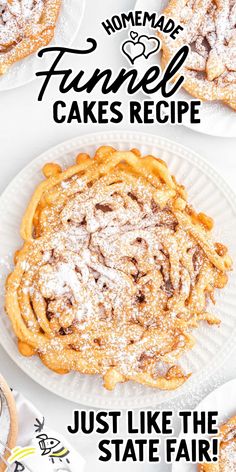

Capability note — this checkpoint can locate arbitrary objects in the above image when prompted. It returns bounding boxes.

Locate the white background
[0,0,236,471]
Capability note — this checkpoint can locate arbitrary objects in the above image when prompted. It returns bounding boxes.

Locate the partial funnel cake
[0,0,61,74]
[199,415,236,472]
[159,0,236,110]
[5,147,232,391]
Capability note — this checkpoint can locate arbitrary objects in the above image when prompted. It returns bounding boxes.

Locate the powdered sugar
[13,157,229,383]
[161,0,236,106]
[222,445,236,472]
[219,422,236,472]
[182,0,236,82]
[0,0,44,50]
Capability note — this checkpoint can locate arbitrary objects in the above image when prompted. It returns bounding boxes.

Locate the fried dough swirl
[0,0,61,74]
[159,0,236,110]
[199,415,236,472]
[5,147,232,390]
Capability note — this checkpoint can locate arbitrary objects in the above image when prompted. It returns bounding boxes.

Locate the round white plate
[172,378,236,472]
[0,131,236,408]
[134,0,236,137]
[0,0,85,92]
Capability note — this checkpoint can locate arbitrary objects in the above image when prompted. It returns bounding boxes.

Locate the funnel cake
[0,0,61,75]
[5,147,232,391]
[160,0,236,110]
[199,415,236,472]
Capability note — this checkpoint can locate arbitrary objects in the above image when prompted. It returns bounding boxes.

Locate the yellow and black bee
[37,433,70,462]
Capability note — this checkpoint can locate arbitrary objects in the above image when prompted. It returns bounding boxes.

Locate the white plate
[0,0,85,92]
[134,0,236,137]
[0,131,236,408]
[172,378,236,472]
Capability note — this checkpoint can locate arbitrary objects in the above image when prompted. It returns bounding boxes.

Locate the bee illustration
[37,433,70,462]
[35,417,70,464]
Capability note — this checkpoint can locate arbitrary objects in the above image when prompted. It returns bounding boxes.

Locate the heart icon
[130,31,138,40]
[138,35,161,59]
[122,40,145,65]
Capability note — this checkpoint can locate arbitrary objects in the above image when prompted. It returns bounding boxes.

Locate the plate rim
[0,130,236,409]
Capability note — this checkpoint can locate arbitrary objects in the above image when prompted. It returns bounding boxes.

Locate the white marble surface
[0,0,236,471]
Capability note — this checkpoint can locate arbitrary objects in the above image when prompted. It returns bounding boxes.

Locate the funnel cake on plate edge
[0,0,61,75]
[199,415,236,472]
[5,147,232,391]
[159,0,236,110]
